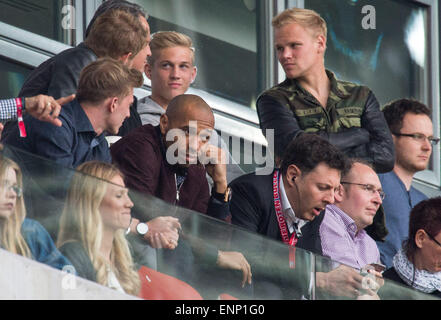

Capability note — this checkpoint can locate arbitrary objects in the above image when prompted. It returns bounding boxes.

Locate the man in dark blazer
[111,94,252,291]
[229,134,367,299]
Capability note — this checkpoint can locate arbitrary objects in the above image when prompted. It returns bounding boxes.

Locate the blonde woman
[57,161,140,296]
[0,155,70,269]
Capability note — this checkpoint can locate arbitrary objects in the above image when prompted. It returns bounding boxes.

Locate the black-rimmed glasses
[425,231,441,248]
[392,133,440,146]
[340,182,385,200]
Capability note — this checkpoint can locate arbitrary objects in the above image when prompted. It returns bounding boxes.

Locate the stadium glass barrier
[0,143,439,300]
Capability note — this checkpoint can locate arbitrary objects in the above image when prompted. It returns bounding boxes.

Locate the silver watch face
[136,223,149,235]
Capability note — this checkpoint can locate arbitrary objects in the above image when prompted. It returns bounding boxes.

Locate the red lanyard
[273,170,297,269]
[15,98,27,138]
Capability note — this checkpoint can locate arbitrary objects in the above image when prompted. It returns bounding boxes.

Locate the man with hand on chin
[111,94,251,288]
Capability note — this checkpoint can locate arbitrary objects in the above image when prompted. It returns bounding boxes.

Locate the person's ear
[286,164,301,187]
[159,114,169,135]
[145,63,152,79]
[415,229,426,249]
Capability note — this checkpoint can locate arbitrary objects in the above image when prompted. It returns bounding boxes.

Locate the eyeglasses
[340,182,385,200]
[425,231,441,248]
[392,132,440,146]
[0,181,22,197]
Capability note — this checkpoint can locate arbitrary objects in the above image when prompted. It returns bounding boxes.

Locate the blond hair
[76,58,144,104]
[0,157,31,258]
[85,8,148,60]
[147,31,195,65]
[57,161,140,296]
[272,7,327,38]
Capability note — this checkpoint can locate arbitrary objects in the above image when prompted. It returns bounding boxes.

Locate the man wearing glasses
[257,8,394,173]
[320,159,384,273]
[377,99,439,268]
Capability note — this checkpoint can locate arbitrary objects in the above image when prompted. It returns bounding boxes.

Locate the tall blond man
[257,8,394,173]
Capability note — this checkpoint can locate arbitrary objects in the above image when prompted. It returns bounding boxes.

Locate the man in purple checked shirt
[320,158,384,272]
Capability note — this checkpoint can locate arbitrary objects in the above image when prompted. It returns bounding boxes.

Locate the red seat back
[138,266,203,300]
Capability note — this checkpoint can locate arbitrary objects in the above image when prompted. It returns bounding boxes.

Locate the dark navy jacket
[111,124,229,222]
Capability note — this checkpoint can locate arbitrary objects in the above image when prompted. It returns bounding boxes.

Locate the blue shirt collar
[70,99,97,134]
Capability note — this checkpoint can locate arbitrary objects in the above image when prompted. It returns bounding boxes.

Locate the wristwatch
[212,187,232,203]
[136,222,149,236]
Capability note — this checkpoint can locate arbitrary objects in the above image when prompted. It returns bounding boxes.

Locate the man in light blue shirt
[377,99,439,268]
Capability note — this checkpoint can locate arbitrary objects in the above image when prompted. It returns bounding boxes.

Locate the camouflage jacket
[257,70,394,173]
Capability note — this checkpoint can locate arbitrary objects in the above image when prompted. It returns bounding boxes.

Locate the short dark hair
[382,99,432,134]
[404,197,441,259]
[280,133,348,176]
[85,0,147,38]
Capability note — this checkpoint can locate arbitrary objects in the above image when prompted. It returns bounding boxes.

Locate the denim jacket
[21,218,71,270]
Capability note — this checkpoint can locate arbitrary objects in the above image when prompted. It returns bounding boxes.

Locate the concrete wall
[0,249,139,300]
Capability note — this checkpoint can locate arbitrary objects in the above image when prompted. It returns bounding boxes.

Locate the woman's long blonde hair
[0,157,31,258]
[57,161,140,295]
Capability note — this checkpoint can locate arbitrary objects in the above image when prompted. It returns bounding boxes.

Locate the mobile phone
[370,263,386,273]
